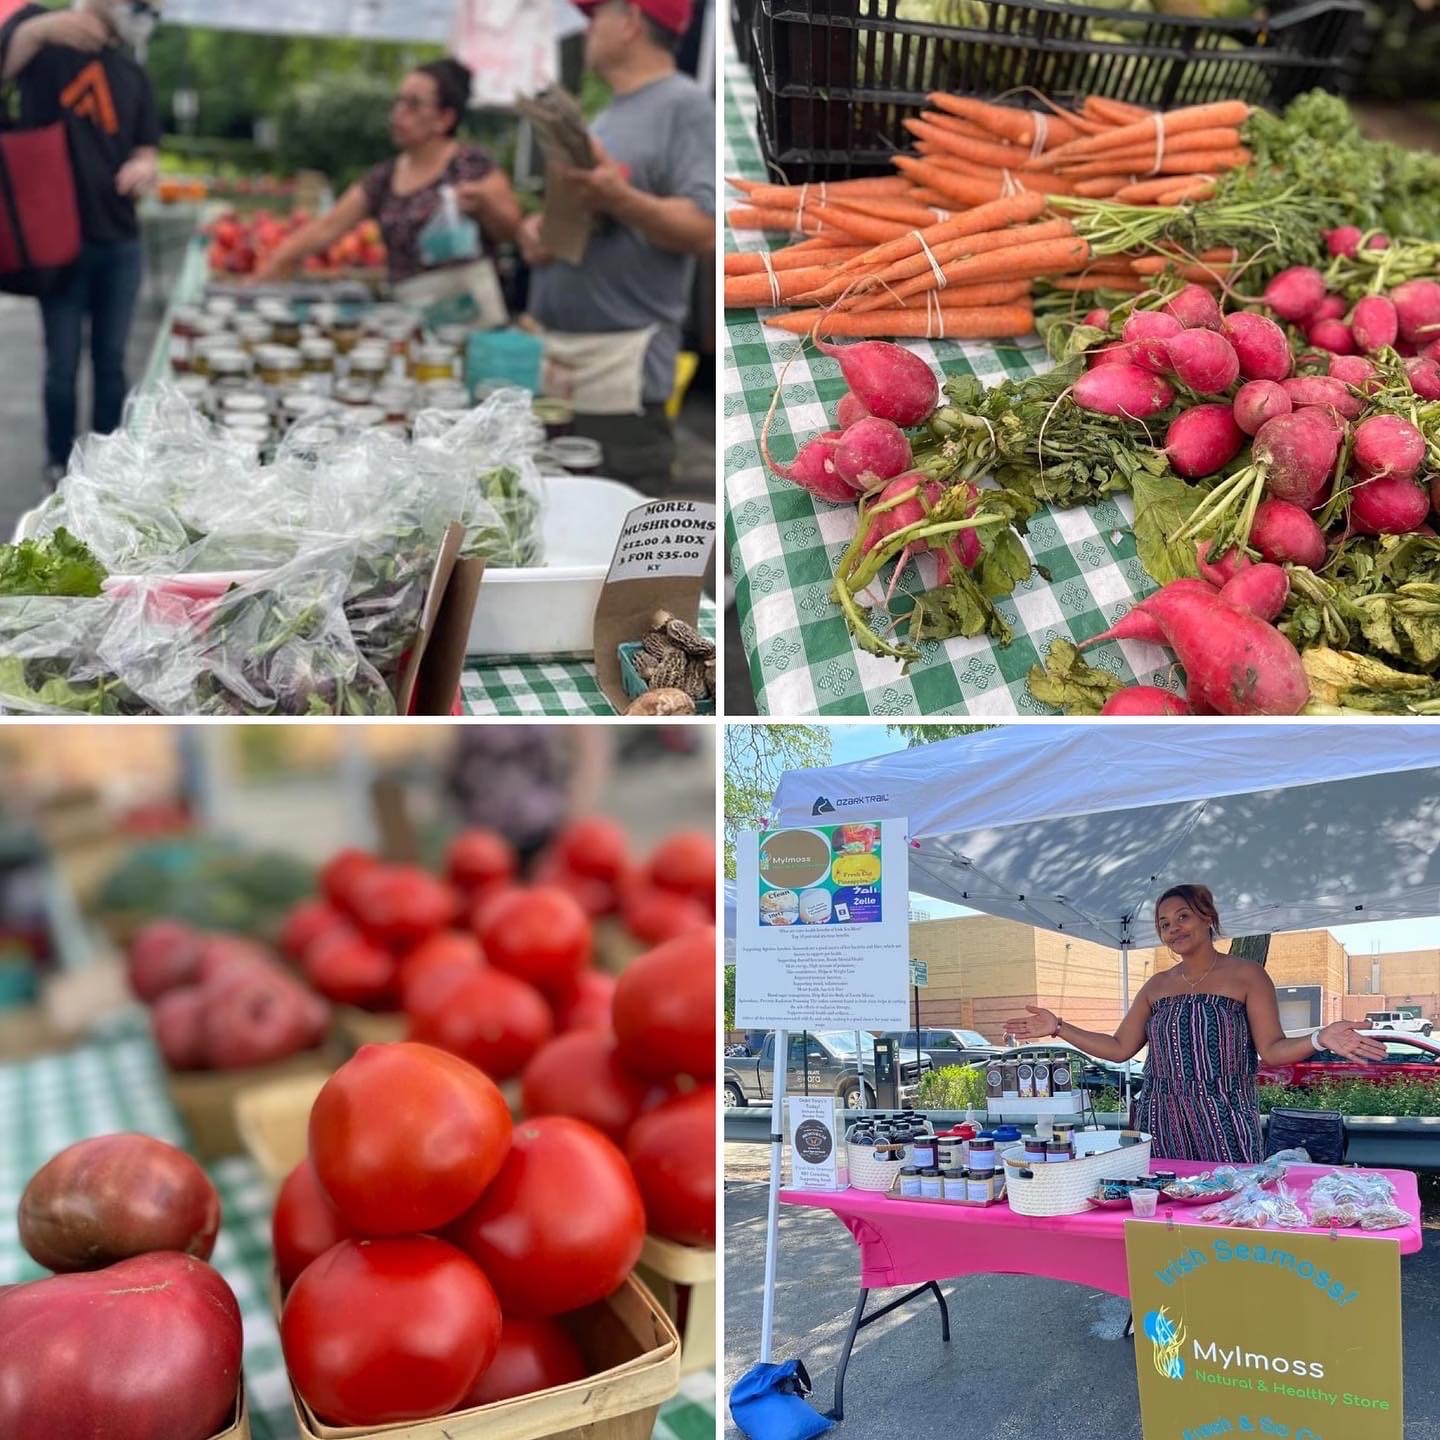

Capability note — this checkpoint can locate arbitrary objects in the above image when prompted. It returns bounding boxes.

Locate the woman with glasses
[255,58,521,312]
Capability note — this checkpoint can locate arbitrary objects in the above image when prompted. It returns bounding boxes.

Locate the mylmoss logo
[1144,1308,1328,1385]
[1145,1308,1186,1381]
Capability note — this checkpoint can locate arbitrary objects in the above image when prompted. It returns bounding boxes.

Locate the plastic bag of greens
[0,597,147,715]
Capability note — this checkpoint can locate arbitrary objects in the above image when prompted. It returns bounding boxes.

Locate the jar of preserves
[348,346,391,386]
[333,378,373,408]
[410,342,459,385]
[546,436,603,476]
[204,295,238,321]
[168,305,204,373]
[435,323,471,351]
[221,392,270,424]
[898,1167,922,1198]
[331,319,363,356]
[208,347,254,395]
[234,317,273,354]
[173,373,212,414]
[188,320,231,376]
[256,344,302,388]
[256,299,301,347]
[373,387,413,427]
[300,337,337,391]
[532,397,574,440]
[280,390,330,429]
[309,302,340,334]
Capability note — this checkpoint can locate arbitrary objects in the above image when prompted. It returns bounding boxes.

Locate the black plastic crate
[749,0,1367,183]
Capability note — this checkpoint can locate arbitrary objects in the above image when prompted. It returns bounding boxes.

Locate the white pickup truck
[1365,1010,1433,1037]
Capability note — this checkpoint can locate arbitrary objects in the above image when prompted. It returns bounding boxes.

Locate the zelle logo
[810,794,889,816]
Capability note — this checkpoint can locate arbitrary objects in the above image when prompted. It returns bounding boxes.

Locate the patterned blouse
[361,145,494,284]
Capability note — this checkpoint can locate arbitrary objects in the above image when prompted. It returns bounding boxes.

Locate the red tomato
[348,866,458,953]
[475,887,592,999]
[302,930,397,1010]
[626,1086,716,1247]
[278,900,346,962]
[470,882,523,933]
[409,969,553,1082]
[272,1159,354,1290]
[520,1030,653,1145]
[464,1318,587,1406]
[554,817,630,884]
[647,831,715,909]
[449,1117,645,1319]
[280,1236,501,1427]
[399,931,484,1011]
[446,829,517,897]
[612,929,714,1081]
[320,849,381,915]
[309,1043,512,1235]
[551,969,616,1033]
[532,849,619,919]
[621,883,709,946]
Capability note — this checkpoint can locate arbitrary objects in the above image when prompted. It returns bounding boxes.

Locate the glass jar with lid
[204,295,239,322]
[173,373,212,415]
[208,347,254,395]
[372,386,413,427]
[279,390,330,431]
[188,320,231,376]
[221,391,270,425]
[434,323,471,351]
[308,302,340,334]
[168,305,204,373]
[331,318,363,355]
[348,345,391,386]
[410,342,458,385]
[345,405,386,432]
[234,317,273,353]
[421,383,471,414]
[301,336,337,378]
[256,344,302,389]
[333,378,373,408]
[532,397,574,440]
[256,298,301,347]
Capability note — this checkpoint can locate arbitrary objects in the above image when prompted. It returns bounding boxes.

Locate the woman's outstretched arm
[1006,987,1153,1062]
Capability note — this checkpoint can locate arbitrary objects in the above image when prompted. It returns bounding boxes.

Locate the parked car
[724,1030,930,1109]
[1258,1031,1440,1088]
[971,1042,1143,1099]
[1363,1010,1432,1037]
[883,1028,1005,1069]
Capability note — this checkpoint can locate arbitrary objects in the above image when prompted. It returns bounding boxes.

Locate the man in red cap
[522,0,714,494]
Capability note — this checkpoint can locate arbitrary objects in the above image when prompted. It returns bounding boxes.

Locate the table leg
[829,1282,951,1421]
[1124,1313,1135,1340]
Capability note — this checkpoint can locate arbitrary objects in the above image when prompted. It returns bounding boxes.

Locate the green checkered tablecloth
[0,1030,715,1440]
[463,603,717,717]
[723,42,1172,716]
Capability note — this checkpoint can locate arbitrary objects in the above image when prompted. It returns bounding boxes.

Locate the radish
[921,479,983,586]
[1100,687,1191,716]
[1309,295,1347,325]
[1165,404,1244,478]
[1222,312,1291,382]
[1324,226,1362,259]
[1079,579,1213,650]
[1251,499,1327,570]
[1090,341,1138,368]
[1421,339,1440,364]
[1137,584,1308,716]
[1233,379,1291,436]
[762,427,858,503]
[1254,409,1343,508]
[1307,319,1355,356]
[1123,311,1183,374]
[1264,266,1326,323]
[831,416,913,492]
[816,337,939,427]
[1084,308,1111,328]
[1406,356,1440,401]
[1350,473,1431,535]
[862,474,927,552]
[1367,233,1390,251]
[1162,284,1223,332]
[1072,363,1175,418]
[1164,330,1240,395]
[1327,354,1378,391]
[1351,414,1425,480]
[1196,540,1253,588]
[1351,295,1398,354]
[1281,375,1363,421]
[1391,279,1440,345]
[835,392,870,429]
[1219,563,1289,623]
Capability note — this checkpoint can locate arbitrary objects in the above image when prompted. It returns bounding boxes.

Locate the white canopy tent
[723,879,736,961]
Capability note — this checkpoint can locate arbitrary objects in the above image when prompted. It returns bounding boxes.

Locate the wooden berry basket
[213,1382,251,1440]
[330,1006,407,1055]
[635,1234,716,1375]
[234,1072,331,1186]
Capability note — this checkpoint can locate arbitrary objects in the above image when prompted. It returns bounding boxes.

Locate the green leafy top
[0,529,107,598]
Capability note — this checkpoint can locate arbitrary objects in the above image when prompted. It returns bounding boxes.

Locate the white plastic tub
[470,474,644,658]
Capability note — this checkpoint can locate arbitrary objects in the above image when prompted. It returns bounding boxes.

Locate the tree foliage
[886,724,993,747]
[722,725,831,879]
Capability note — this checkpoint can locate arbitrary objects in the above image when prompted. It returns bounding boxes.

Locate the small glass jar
[189,323,232,377]
[333,378,373,408]
[256,344,302,388]
[257,299,301,346]
[966,1139,995,1174]
[301,336,337,376]
[1046,1139,1074,1164]
[421,383,472,414]
[410,342,459,384]
[221,392,270,425]
[898,1166,921,1198]
[308,302,340,334]
[348,346,391,386]
[173,373,211,413]
[941,1168,968,1200]
[546,435,603,475]
[532,397,574,440]
[280,390,330,429]
[1022,1137,1049,1166]
[331,319,363,356]
[966,1170,992,1204]
[345,405,387,431]
[234,318,273,353]
[909,1132,936,1170]
[168,305,204,373]
[435,323,471,351]
[381,316,419,358]
[204,295,238,321]
[207,347,254,395]
[373,387,413,427]
[919,1167,943,1200]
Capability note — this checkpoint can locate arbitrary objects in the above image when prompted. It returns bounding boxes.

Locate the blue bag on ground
[730,1359,834,1440]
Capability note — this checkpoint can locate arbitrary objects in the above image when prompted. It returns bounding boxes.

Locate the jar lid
[301,337,337,359]
[346,406,386,428]
[172,304,202,324]
[350,347,390,368]
[204,296,238,318]
[435,324,470,347]
[334,380,374,404]
[174,375,210,398]
[309,302,340,326]
[424,385,472,412]
[208,349,252,374]
[414,342,458,364]
[283,392,329,417]
[257,344,301,367]
[994,1126,1022,1140]
[192,314,229,337]
[920,1167,940,1177]
[256,298,295,322]
[222,393,269,415]
[899,1167,920,1176]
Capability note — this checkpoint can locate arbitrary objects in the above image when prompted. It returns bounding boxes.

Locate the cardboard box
[634,1235,715,1377]
[289,1274,680,1440]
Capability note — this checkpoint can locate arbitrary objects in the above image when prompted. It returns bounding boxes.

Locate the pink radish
[1084,308,1111,328]
[1253,409,1343,509]
[835,392,870,428]
[863,474,927,552]
[831,416,913,492]
[1421,338,1440,364]
[1164,330,1240,395]
[1327,354,1378,391]
[816,337,939,426]
[1350,473,1431,535]
[1090,341,1138,368]
[1281,375,1363,421]
[1196,540,1253,588]
[1406,356,1440,400]
[922,479,983,586]
[1162,284,1223,332]
[1079,579,1213,650]
[1398,338,1421,358]
[1219,563,1289,622]
[1367,233,1390,251]
[1250,499,1326,570]
[1351,295,1398,354]
[1391,279,1440,345]
[1307,319,1355,355]
[1264,266,1326,323]
[1123,311,1183,374]
[1222,312,1291,382]
[1072,363,1175,418]
[1233,379,1291,436]
[1324,226,1362,259]
[1137,584,1308,716]
[1100,687,1190,716]
[1309,295,1347,325]
[762,427,857,503]
[1165,404,1245,478]
[1351,414,1425,480]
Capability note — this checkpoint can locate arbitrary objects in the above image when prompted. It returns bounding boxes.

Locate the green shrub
[276,73,399,192]
[1258,1078,1440,1119]
[915,1064,987,1112]
[1092,1087,1122,1115]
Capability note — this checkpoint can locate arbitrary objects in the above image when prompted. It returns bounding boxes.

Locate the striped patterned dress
[1133,993,1263,1164]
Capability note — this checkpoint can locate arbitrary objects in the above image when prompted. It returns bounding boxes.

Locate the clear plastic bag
[1198,1182,1308,1229]
[1307,1170,1410,1231]
[0,598,147,714]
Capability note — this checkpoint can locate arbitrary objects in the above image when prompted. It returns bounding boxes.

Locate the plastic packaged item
[1307,1170,1410,1231]
[1198,1183,1309,1229]
[418,185,481,267]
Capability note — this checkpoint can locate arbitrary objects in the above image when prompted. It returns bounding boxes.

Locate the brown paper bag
[393,524,486,717]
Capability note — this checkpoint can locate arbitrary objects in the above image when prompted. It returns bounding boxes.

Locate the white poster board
[735,818,909,1031]
[786,1096,847,1191]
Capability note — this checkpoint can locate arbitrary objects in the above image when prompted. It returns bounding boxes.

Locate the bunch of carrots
[724,94,1254,338]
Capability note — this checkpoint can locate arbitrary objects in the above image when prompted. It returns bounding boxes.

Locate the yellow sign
[831,852,881,887]
[1126,1220,1403,1440]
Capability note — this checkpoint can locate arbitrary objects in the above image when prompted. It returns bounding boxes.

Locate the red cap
[577,0,693,33]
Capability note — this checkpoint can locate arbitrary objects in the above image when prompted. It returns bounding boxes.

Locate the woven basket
[1003,1132,1152,1217]
[846,1142,909,1192]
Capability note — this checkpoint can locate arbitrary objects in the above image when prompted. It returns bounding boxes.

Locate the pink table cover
[781,1160,1424,1298]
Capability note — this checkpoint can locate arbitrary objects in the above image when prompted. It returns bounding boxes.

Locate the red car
[1257,1031,1440,1088]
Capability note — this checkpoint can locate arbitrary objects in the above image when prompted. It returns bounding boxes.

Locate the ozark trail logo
[812,796,836,815]
[1145,1308,1186,1381]
[809,793,889,816]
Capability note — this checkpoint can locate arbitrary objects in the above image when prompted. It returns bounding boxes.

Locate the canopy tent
[159,0,587,44]
[723,879,736,961]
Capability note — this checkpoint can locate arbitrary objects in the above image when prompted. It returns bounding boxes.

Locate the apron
[535,325,659,416]
[395,259,508,333]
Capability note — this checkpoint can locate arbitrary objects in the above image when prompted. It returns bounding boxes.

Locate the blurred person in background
[520,0,715,493]
[1,0,163,486]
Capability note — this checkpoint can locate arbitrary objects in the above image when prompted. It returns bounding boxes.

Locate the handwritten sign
[607,500,717,584]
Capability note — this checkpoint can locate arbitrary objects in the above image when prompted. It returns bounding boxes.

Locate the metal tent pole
[759,1027,788,1363]
[1120,931,1133,1111]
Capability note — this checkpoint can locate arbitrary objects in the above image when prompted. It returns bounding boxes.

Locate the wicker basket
[1003,1132,1152,1217]
[846,1142,909,1192]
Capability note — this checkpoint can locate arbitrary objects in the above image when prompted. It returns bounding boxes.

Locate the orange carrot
[728,175,912,199]
[1043,102,1252,163]
[725,265,857,308]
[902,118,1037,172]
[765,301,1035,340]
[1051,127,1243,169]
[727,206,827,233]
[1073,176,1134,197]
[1047,275,1154,294]
[1129,257,1237,283]
[1083,96,1150,126]
[802,202,920,244]
[766,277,1032,319]
[830,197,953,228]
[892,156,1074,206]
[1155,179,1218,206]
[918,110,1002,142]
[925,93,1083,150]
[846,236,1090,313]
[832,191,1047,275]
[724,245,869,276]
[1113,174,1214,204]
